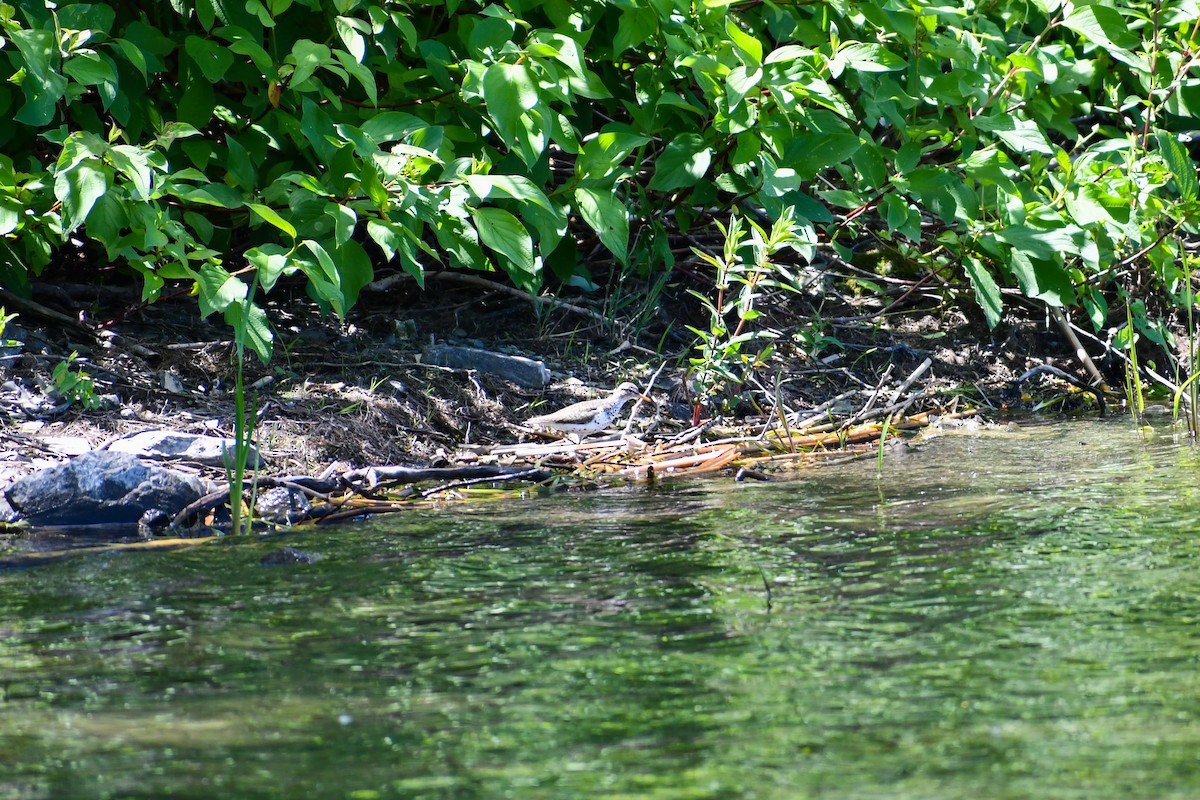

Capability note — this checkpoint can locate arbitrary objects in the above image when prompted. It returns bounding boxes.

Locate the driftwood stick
[856,362,895,418]
[419,466,552,498]
[1049,306,1107,388]
[171,464,558,528]
[790,388,862,430]
[838,359,932,428]
[885,357,934,407]
[1063,318,1187,408]
[341,463,544,487]
[847,391,933,426]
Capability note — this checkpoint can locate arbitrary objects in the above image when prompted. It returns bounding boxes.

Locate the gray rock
[0,490,18,523]
[255,486,313,524]
[423,344,551,388]
[40,436,92,456]
[107,430,264,469]
[5,451,211,527]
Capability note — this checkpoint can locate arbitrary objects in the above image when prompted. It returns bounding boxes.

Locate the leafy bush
[0,0,1196,365]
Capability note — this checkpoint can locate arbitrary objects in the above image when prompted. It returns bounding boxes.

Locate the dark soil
[0,265,1111,484]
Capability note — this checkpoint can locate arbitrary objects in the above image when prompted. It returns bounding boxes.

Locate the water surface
[2,419,1198,798]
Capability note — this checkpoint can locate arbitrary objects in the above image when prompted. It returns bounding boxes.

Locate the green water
[2,419,1198,799]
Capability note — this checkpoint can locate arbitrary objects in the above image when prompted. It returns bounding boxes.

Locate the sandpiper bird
[525,381,650,437]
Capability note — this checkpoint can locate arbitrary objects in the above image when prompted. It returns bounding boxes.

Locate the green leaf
[289,40,331,87]
[300,99,337,164]
[333,49,378,105]
[1063,5,1151,73]
[112,38,149,81]
[170,182,244,208]
[482,62,539,154]
[963,256,1003,329]
[851,140,889,189]
[464,174,551,210]
[1156,132,1199,204]
[880,193,916,238]
[156,122,203,149]
[247,244,292,292]
[975,115,1053,155]
[614,6,657,57]
[0,199,20,236]
[367,219,402,261]
[995,224,1083,261]
[473,207,536,289]
[464,173,566,245]
[224,136,257,190]
[333,240,373,311]
[108,145,153,199]
[649,133,712,192]
[248,203,297,239]
[1005,249,1075,307]
[335,15,368,62]
[225,300,273,363]
[361,112,426,144]
[368,218,425,286]
[725,18,762,67]
[725,64,763,114]
[216,26,276,77]
[765,45,815,64]
[577,130,649,183]
[197,264,248,317]
[63,53,117,86]
[55,162,109,233]
[963,146,1017,193]
[789,132,861,178]
[1081,285,1108,331]
[327,202,357,247]
[830,42,906,77]
[433,213,484,270]
[574,186,629,264]
[300,239,351,315]
[185,36,235,83]
[11,29,67,125]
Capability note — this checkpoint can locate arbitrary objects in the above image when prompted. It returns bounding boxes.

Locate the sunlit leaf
[11,29,67,125]
[246,244,293,292]
[482,62,539,158]
[289,39,331,87]
[1155,132,1199,204]
[473,207,536,289]
[248,203,297,240]
[55,163,109,233]
[225,299,273,363]
[649,133,713,192]
[574,186,629,264]
[1063,5,1151,72]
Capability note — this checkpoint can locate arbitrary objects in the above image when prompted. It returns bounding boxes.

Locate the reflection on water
[2,419,1199,799]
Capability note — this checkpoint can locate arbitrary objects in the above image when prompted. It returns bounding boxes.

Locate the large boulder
[3,451,211,527]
